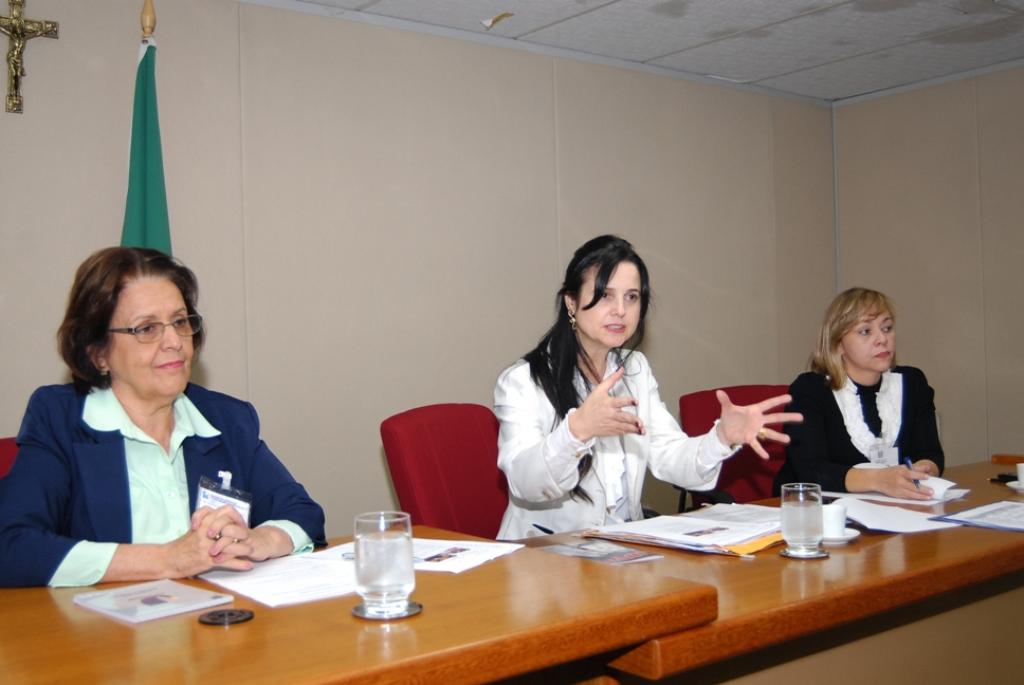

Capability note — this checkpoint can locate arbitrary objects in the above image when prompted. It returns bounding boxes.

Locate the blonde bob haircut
[811,287,896,390]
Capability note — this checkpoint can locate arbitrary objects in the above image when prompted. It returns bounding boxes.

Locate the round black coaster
[198,609,255,626]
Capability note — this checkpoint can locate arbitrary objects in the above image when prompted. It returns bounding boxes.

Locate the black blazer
[774,366,944,494]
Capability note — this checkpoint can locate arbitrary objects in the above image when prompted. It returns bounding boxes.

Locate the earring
[568,310,577,331]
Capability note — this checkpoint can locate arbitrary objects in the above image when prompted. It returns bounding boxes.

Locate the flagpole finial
[141,0,156,39]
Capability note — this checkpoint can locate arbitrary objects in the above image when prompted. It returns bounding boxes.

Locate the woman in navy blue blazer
[0,247,325,587]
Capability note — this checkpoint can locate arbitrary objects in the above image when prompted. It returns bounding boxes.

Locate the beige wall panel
[771,99,836,382]
[836,80,986,465]
[0,0,243,433]
[155,0,247,402]
[0,0,132,434]
[976,68,1024,456]
[239,7,558,534]
[552,61,835,513]
[553,59,779,398]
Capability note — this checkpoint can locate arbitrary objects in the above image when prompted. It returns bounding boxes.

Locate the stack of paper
[583,504,784,557]
[203,538,523,607]
[837,497,960,533]
[320,539,523,574]
[932,501,1024,532]
[202,553,358,607]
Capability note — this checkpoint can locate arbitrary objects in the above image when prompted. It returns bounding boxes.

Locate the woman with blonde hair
[774,287,943,499]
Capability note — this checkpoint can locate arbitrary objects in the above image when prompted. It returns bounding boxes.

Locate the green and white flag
[121,38,171,255]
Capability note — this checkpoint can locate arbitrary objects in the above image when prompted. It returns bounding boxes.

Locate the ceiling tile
[758,13,1024,99]
[652,0,1015,82]
[249,0,369,14]
[279,0,373,10]
[354,0,613,37]
[240,0,1024,101]
[519,0,843,63]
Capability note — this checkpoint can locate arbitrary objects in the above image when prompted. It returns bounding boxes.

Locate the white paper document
[824,485,969,506]
[202,552,359,608]
[838,497,960,533]
[690,503,783,525]
[321,538,523,574]
[202,539,523,607]
[932,501,1024,532]
[585,505,782,555]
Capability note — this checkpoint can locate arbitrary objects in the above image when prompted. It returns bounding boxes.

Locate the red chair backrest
[380,404,507,539]
[0,437,18,478]
[679,385,789,504]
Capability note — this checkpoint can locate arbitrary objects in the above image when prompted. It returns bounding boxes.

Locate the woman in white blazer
[494,235,800,539]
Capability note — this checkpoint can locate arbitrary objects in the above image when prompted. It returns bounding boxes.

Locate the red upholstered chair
[380,404,508,539]
[677,385,789,511]
[0,437,18,478]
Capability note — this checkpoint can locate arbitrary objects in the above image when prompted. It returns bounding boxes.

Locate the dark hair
[58,247,204,393]
[523,234,651,501]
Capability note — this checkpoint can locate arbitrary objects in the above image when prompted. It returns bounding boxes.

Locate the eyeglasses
[109,314,203,344]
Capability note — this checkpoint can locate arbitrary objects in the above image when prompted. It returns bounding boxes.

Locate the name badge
[196,471,252,525]
[867,443,899,467]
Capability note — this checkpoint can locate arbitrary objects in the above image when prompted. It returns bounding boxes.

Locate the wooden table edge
[608,541,1024,679]
[323,582,718,684]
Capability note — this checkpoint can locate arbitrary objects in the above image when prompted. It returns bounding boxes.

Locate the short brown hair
[810,287,896,390]
[58,247,204,393]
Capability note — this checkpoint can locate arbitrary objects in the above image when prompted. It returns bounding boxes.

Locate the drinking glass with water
[353,511,420,619]
[780,483,827,559]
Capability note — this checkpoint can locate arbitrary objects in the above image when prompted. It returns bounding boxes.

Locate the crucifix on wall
[1,0,58,114]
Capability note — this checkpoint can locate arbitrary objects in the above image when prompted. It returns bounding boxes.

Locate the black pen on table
[901,456,920,489]
[533,523,555,535]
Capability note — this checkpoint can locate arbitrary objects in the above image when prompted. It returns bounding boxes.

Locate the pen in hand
[533,523,555,535]
[901,456,920,489]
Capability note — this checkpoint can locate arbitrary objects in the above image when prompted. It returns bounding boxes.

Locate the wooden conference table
[1,462,1022,684]
[0,528,716,684]
[595,460,1024,683]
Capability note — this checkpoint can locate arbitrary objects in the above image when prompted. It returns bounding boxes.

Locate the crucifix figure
[0,0,58,114]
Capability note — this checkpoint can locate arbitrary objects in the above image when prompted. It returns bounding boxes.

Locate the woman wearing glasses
[0,247,325,587]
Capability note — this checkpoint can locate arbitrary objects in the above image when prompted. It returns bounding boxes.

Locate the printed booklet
[74,579,232,623]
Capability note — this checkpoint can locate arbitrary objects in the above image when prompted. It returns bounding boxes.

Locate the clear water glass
[354,511,415,619]
[780,483,824,557]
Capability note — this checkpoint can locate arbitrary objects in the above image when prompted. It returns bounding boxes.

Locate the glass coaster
[780,547,829,559]
[352,601,423,621]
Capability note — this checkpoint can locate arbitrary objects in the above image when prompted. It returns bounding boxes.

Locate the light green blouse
[49,388,312,587]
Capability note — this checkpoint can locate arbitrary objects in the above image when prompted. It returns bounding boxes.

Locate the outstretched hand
[568,367,645,443]
[715,391,802,460]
